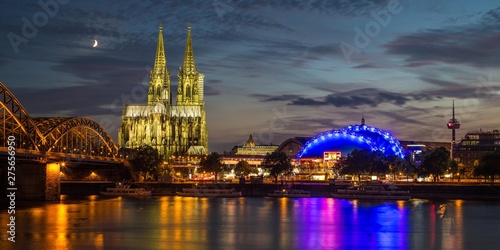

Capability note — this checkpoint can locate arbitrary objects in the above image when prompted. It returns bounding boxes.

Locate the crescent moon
[93,39,98,48]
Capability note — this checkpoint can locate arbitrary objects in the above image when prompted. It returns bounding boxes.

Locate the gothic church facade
[118,24,208,158]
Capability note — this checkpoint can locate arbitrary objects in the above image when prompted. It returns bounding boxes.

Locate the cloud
[377,110,427,125]
[204,85,221,96]
[303,44,343,60]
[250,94,303,102]
[51,54,149,85]
[385,7,500,68]
[234,0,392,17]
[290,88,410,108]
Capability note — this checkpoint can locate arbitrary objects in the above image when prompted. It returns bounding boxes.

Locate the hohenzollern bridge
[0,82,123,200]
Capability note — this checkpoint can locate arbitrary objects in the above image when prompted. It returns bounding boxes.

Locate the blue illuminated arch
[297,124,405,159]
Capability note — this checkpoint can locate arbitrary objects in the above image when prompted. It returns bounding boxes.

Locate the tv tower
[447,100,460,159]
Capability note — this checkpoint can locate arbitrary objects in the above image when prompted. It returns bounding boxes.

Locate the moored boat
[331,183,410,200]
[268,185,311,198]
[100,182,152,197]
[176,185,242,197]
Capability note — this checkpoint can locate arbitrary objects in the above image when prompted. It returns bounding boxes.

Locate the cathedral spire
[154,23,166,73]
[148,23,171,105]
[182,24,195,73]
[177,23,203,106]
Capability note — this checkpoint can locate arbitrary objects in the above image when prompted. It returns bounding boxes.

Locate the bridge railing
[0,147,124,164]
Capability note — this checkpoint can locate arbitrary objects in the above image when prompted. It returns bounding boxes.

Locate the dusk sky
[1,0,499,152]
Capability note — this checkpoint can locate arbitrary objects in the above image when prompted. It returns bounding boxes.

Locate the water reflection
[1,196,500,249]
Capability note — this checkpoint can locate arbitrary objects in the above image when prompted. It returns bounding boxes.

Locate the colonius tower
[118,24,208,158]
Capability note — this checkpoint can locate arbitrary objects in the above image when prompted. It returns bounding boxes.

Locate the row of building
[117,25,498,178]
[222,126,499,177]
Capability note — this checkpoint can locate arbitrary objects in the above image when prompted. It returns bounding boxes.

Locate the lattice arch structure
[0,82,119,159]
[34,117,119,158]
[0,82,44,150]
[297,124,405,159]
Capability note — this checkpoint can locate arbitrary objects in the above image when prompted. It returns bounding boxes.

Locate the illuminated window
[324,151,341,162]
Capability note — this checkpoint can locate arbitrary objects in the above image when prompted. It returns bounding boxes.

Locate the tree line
[336,147,500,183]
[127,145,500,183]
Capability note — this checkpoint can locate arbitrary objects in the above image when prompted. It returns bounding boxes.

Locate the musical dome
[297,123,405,159]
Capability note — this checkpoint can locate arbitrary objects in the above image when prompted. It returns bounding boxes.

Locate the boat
[176,185,242,197]
[100,182,152,197]
[331,182,410,200]
[268,185,311,198]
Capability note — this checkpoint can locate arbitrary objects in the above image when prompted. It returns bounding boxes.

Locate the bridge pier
[1,161,60,201]
[45,163,61,201]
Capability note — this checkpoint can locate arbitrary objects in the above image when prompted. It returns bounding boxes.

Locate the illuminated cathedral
[118,24,208,158]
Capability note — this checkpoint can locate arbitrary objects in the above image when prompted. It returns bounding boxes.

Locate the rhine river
[2,196,500,250]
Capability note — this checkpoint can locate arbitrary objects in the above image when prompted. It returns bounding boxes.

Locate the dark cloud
[291,97,325,106]
[304,44,342,60]
[420,77,460,88]
[414,75,500,100]
[290,88,410,108]
[353,63,379,69]
[207,79,223,84]
[385,7,500,68]
[481,7,500,24]
[235,0,392,17]
[51,54,149,85]
[204,85,221,96]
[11,84,129,117]
[250,94,303,102]
[377,110,427,125]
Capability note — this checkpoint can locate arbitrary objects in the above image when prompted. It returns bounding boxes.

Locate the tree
[418,147,450,182]
[399,153,417,181]
[129,145,162,181]
[199,152,225,181]
[448,159,459,181]
[387,154,404,181]
[262,151,292,183]
[337,149,372,181]
[337,149,390,181]
[369,151,390,175]
[234,160,256,178]
[474,150,500,183]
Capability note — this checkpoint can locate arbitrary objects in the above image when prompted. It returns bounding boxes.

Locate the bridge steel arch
[0,82,119,160]
[0,82,44,150]
[39,117,119,157]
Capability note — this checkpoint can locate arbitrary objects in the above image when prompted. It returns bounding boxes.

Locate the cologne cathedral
[118,24,208,158]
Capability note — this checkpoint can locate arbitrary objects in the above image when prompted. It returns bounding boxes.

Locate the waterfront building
[398,141,450,165]
[297,118,405,162]
[454,129,500,168]
[232,134,278,155]
[292,118,405,180]
[118,24,208,159]
[222,135,279,172]
[276,137,311,159]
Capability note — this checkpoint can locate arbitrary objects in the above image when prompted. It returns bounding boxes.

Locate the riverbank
[61,181,500,200]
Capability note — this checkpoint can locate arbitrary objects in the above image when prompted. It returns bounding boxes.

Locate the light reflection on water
[2,196,500,249]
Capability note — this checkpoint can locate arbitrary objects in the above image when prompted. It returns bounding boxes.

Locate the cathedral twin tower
[118,24,208,158]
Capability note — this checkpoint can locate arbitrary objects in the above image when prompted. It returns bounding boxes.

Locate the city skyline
[1,0,499,152]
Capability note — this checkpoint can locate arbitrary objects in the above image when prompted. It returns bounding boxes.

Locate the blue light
[297,124,405,159]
